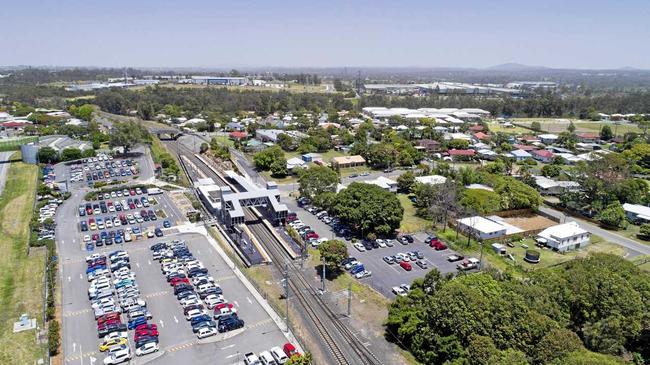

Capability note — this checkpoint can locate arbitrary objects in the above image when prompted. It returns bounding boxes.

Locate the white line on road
[197,249,201,254]
[246,297,252,304]
[79,274,83,280]
[173,316,179,323]
[68,276,71,282]
[226,353,238,359]
[148,260,151,265]
[221,344,235,350]
[136,262,140,268]
[234,301,239,307]
[159,320,165,328]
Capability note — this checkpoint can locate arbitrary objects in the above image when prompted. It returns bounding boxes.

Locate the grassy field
[0,158,46,364]
[487,122,530,134]
[513,118,641,135]
[285,149,346,162]
[397,194,431,233]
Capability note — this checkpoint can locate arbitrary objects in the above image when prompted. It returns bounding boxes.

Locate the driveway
[539,206,650,257]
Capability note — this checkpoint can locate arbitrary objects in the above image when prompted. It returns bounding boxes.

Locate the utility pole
[321,257,326,292]
[347,282,352,317]
[283,263,290,332]
[478,242,485,270]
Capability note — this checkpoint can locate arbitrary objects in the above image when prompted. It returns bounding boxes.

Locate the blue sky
[2,0,649,69]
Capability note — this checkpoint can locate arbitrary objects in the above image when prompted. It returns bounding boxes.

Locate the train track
[164,135,382,365]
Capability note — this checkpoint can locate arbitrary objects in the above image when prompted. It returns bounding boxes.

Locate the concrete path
[539,206,650,257]
[0,151,15,195]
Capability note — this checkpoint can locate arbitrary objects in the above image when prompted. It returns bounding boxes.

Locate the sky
[2,0,649,69]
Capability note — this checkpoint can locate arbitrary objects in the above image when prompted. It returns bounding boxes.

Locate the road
[0,151,14,195]
[539,206,650,257]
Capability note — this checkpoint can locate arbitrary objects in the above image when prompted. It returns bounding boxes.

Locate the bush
[638,224,650,240]
[48,320,60,355]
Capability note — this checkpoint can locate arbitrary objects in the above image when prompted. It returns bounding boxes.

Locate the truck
[147,187,162,195]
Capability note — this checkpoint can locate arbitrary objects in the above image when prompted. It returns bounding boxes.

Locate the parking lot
[59,232,292,365]
[77,187,185,251]
[282,198,463,298]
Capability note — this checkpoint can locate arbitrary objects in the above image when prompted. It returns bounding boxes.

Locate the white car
[180,297,202,307]
[135,342,159,356]
[376,239,387,248]
[270,346,289,364]
[355,270,372,279]
[103,347,131,364]
[392,286,408,297]
[103,331,128,342]
[259,351,277,365]
[85,253,105,263]
[353,243,366,252]
[83,235,91,243]
[197,326,218,339]
[185,309,207,321]
[204,294,225,309]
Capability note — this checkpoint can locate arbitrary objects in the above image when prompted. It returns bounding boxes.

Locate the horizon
[2,0,649,69]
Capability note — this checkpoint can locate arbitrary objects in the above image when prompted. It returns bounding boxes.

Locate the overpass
[152,129,183,140]
[219,170,288,226]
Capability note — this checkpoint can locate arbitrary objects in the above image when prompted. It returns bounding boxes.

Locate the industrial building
[191,76,249,85]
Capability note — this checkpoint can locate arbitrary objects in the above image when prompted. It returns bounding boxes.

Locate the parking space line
[64,351,97,362]
[63,308,91,317]
[143,289,172,298]
[166,341,195,353]
[246,318,273,329]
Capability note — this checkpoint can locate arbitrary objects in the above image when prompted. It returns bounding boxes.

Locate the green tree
[568,121,576,133]
[137,102,156,120]
[535,328,584,364]
[286,353,312,365]
[37,147,59,163]
[60,148,82,161]
[333,182,403,236]
[82,149,96,158]
[277,133,294,151]
[109,121,150,155]
[199,143,209,154]
[253,146,284,171]
[600,125,613,141]
[460,188,501,214]
[531,121,542,132]
[541,164,562,178]
[270,158,288,177]
[639,224,650,240]
[69,104,94,121]
[318,240,348,274]
[298,165,339,200]
[598,201,628,229]
[397,171,416,193]
[447,139,470,150]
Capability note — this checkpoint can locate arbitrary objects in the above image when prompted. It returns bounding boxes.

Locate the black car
[135,336,158,349]
[218,318,244,333]
[362,241,373,250]
[191,319,216,333]
[154,228,163,237]
[98,323,127,338]
[173,284,193,295]
[150,242,167,251]
[177,290,196,300]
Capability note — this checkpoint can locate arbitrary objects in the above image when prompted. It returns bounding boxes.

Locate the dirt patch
[503,215,556,232]
[1,195,28,238]
[169,191,194,216]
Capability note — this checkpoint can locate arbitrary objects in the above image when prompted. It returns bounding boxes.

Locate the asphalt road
[539,206,650,257]
[0,151,14,195]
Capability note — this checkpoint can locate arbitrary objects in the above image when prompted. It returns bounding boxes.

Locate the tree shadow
[313,263,344,281]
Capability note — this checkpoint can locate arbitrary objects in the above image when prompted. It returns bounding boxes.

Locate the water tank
[21,144,39,164]
[524,250,540,264]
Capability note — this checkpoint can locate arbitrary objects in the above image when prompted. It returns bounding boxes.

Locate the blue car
[115,279,135,289]
[163,220,171,228]
[86,265,106,274]
[132,226,141,234]
[350,264,365,275]
[127,316,147,330]
[114,236,123,244]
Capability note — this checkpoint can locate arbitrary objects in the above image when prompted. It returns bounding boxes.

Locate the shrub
[48,320,60,355]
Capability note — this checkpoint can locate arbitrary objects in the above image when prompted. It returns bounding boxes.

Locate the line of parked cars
[85,250,160,364]
[296,197,353,241]
[36,196,63,240]
[243,342,301,365]
[150,240,244,338]
[382,250,429,270]
[69,155,139,184]
[340,257,371,279]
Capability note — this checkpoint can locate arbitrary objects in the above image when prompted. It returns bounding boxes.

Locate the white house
[622,203,650,223]
[510,149,532,161]
[365,176,398,192]
[415,175,447,186]
[538,134,559,145]
[534,176,580,195]
[457,216,508,240]
[536,222,590,252]
[286,157,306,172]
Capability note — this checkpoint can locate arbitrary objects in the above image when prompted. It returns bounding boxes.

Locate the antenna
[356,70,363,95]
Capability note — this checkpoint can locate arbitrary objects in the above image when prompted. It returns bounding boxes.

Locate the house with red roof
[531,149,555,163]
[228,131,248,141]
[576,133,600,143]
[469,124,484,132]
[447,149,476,160]
[1,121,31,131]
[473,132,489,141]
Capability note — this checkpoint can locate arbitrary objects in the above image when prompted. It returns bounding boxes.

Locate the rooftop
[538,222,588,240]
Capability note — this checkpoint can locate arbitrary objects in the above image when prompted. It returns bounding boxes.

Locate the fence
[0,136,39,152]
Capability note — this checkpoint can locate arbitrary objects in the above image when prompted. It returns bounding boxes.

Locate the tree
[137,102,155,120]
[333,182,403,236]
[199,143,209,154]
[253,146,284,171]
[568,121,576,133]
[447,139,470,150]
[600,125,613,141]
[397,171,416,193]
[535,328,584,364]
[69,104,94,121]
[270,158,288,177]
[60,148,82,161]
[598,201,628,229]
[639,224,650,240]
[493,176,542,210]
[460,188,501,214]
[286,353,312,365]
[531,121,542,132]
[318,240,348,274]
[298,166,339,200]
[541,164,562,178]
[109,121,150,155]
[37,147,59,163]
[82,149,96,158]
[277,133,294,151]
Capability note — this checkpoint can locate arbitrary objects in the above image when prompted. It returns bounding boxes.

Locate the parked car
[399,261,412,271]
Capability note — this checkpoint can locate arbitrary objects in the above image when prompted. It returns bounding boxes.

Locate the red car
[430,240,447,251]
[98,319,121,330]
[305,232,319,240]
[170,277,190,286]
[86,207,94,215]
[135,323,157,332]
[92,233,100,241]
[399,261,412,271]
[97,313,121,325]
[129,203,136,210]
[213,303,234,312]
[135,328,159,339]
[283,343,300,358]
[129,190,136,196]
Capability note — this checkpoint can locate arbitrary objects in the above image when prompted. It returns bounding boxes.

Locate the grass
[0,158,46,364]
[397,194,432,233]
[338,165,373,177]
[486,122,530,134]
[260,171,300,185]
[284,150,346,162]
[150,138,191,187]
[512,118,641,135]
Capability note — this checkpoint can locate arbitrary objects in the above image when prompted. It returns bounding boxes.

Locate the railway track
[164,135,382,365]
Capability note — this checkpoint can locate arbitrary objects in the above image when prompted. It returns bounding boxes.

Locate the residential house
[473,132,489,141]
[534,176,580,195]
[301,153,321,162]
[510,149,532,161]
[457,216,508,240]
[414,175,447,186]
[331,155,365,168]
[538,134,559,145]
[416,139,442,153]
[226,122,245,131]
[286,157,307,173]
[447,149,475,160]
[576,133,600,143]
[365,176,398,192]
[531,149,555,163]
[512,144,538,151]
[228,131,248,141]
[536,222,590,252]
[519,135,540,144]
[622,203,650,223]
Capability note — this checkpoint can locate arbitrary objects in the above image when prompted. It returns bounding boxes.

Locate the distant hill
[485,63,549,71]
